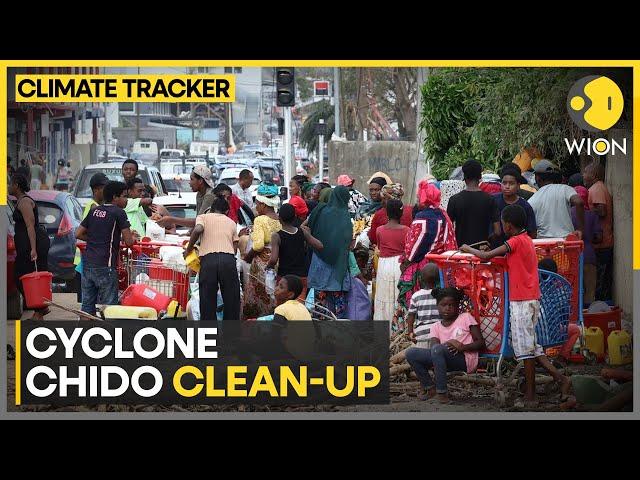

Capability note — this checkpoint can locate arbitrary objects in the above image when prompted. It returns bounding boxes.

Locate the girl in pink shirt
[405,287,485,403]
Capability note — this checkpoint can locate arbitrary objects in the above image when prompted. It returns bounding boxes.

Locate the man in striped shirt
[406,263,441,348]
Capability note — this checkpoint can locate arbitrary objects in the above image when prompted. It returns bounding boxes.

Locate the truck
[132,141,159,165]
[190,141,219,158]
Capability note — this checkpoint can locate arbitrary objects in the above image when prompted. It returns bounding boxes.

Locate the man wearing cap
[337,174,367,218]
[528,159,584,239]
[73,172,110,303]
[156,165,216,229]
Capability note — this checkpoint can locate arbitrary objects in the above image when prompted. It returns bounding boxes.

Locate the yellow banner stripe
[15,75,235,103]
[15,320,21,406]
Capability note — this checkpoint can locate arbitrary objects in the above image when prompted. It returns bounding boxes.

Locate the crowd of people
[8,154,615,405]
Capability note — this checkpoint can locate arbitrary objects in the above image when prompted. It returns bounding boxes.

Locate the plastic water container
[607,330,632,366]
[20,271,53,309]
[584,326,605,361]
[121,284,172,313]
[185,250,200,273]
[103,305,158,320]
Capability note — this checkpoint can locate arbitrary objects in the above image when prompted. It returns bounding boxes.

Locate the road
[5,293,598,414]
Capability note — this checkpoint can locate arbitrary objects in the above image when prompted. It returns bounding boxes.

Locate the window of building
[234,67,243,74]
[224,67,233,74]
[119,103,135,114]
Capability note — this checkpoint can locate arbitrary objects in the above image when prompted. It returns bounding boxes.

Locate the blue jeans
[405,344,467,394]
[81,263,119,316]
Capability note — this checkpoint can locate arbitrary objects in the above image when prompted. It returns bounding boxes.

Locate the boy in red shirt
[461,204,571,408]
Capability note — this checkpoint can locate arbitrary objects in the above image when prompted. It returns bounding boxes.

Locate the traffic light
[276,68,295,107]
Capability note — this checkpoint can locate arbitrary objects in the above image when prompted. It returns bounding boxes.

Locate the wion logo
[565,75,626,156]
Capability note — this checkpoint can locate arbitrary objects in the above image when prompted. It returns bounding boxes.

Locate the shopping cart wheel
[494,389,507,407]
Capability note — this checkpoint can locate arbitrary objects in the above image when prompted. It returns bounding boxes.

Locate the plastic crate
[533,238,584,324]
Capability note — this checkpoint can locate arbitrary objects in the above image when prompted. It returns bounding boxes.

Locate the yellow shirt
[274,300,312,321]
[251,215,281,252]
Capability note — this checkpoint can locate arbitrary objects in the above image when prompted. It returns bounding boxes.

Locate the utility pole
[103,102,109,160]
[333,67,340,137]
[136,67,140,141]
[191,103,195,141]
[284,106,293,196]
[318,118,325,182]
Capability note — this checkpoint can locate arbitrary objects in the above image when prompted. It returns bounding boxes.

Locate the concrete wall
[328,141,423,204]
[607,129,633,323]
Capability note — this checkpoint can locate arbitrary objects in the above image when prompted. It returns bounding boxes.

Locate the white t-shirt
[231,183,254,209]
[527,184,576,238]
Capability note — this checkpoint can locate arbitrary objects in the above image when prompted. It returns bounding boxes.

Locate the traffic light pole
[284,106,293,198]
[318,118,325,183]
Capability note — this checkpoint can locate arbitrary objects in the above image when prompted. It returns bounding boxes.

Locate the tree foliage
[299,100,335,152]
[420,68,591,179]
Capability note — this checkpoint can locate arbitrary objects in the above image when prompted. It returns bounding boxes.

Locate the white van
[160,148,187,160]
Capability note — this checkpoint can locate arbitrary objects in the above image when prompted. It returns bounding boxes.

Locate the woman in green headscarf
[307,185,353,318]
[318,187,332,204]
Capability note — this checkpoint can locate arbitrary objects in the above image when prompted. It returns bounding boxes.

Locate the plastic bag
[265,268,276,297]
[145,219,165,241]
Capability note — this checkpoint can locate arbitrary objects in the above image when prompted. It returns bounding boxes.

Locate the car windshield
[165,206,196,219]
[164,178,192,193]
[75,168,150,198]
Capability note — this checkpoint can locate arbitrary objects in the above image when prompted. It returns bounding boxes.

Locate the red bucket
[20,271,53,309]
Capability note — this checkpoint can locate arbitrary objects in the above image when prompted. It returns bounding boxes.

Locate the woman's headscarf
[288,195,309,218]
[302,182,316,194]
[418,180,441,207]
[417,180,456,249]
[255,182,280,209]
[382,183,404,201]
[366,171,393,186]
[318,187,332,204]
[307,185,353,283]
[574,185,590,210]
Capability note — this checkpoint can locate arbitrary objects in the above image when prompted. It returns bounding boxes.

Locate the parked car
[14,191,84,286]
[153,195,197,223]
[73,162,168,208]
[212,162,251,183]
[159,148,187,160]
[160,173,197,206]
[6,201,21,319]
[255,161,283,186]
[159,158,207,176]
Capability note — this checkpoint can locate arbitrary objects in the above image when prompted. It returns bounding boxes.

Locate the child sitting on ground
[273,275,312,321]
[405,287,486,404]
[406,263,442,349]
[461,204,572,408]
[538,258,580,368]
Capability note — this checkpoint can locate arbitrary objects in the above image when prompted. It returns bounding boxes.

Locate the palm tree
[299,100,335,153]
